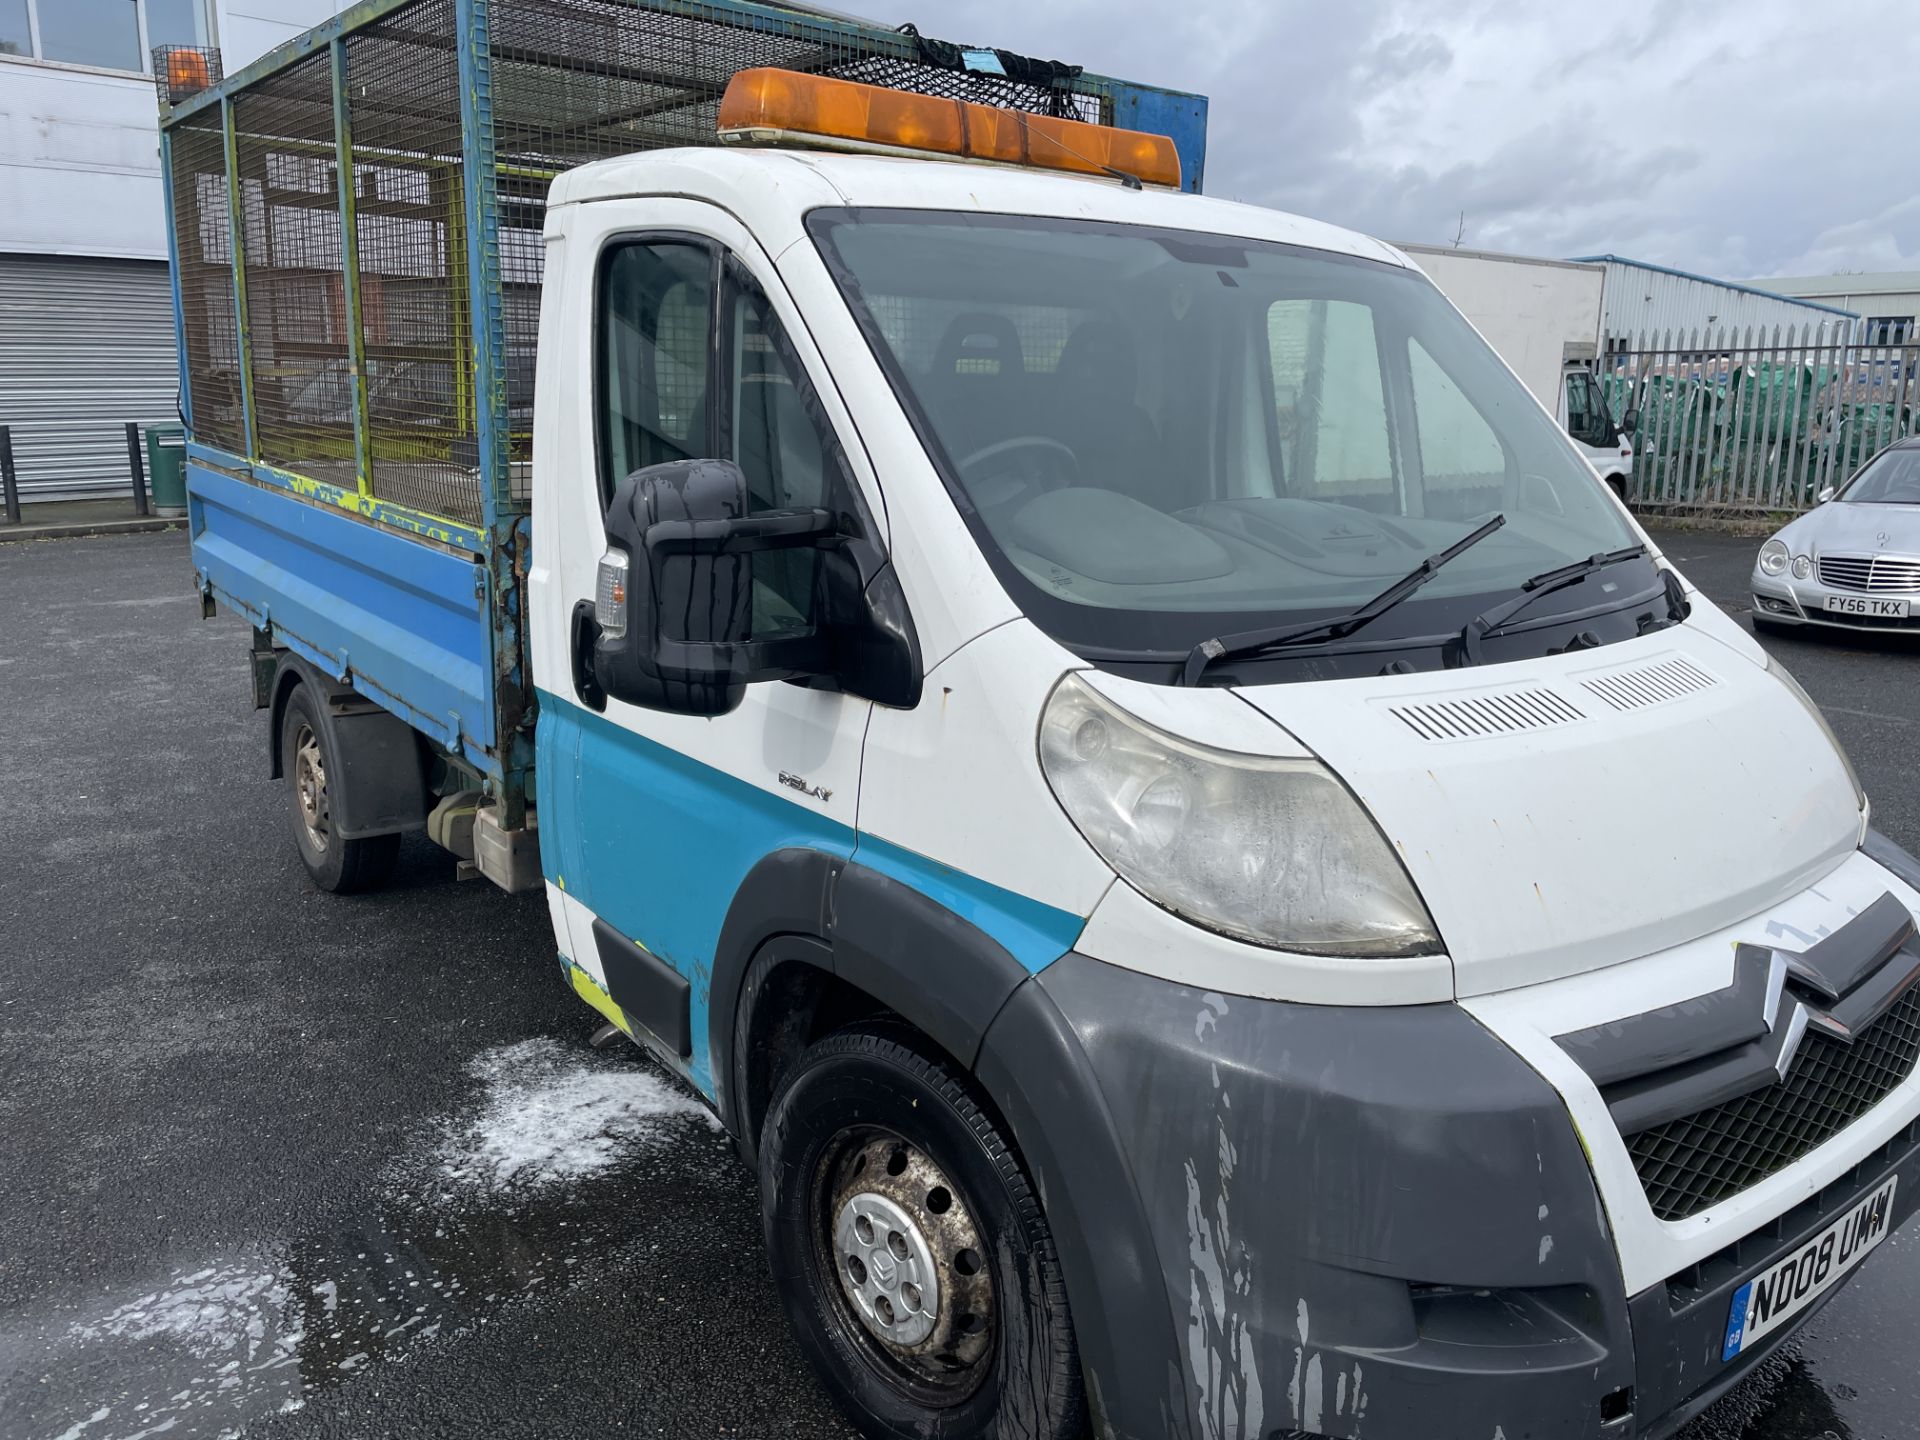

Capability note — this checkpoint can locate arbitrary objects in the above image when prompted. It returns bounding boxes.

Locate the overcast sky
[829,1,1919,281]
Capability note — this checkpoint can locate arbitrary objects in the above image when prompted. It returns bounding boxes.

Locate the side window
[596,239,858,638]
[597,240,713,497]
[725,277,846,635]
[1563,371,1607,446]
[1267,299,1395,509]
[1408,338,1507,516]
[729,287,829,511]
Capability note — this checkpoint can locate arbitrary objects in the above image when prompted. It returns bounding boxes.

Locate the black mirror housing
[595,458,834,716]
[1620,406,1641,436]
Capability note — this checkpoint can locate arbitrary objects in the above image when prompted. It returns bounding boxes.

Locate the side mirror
[1620,407,1640,436]
[592,458,835,716]
[1817,486,1836,504]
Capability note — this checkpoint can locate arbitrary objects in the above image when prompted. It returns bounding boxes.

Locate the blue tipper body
[189,457,496,770]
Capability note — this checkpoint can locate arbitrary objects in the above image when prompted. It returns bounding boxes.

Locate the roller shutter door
[0,253,180,501]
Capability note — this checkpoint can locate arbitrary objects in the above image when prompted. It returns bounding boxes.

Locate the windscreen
[811,209,1644,668]
[1841,449,1920,505]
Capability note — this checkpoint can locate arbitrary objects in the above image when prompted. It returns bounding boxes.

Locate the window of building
[1866,316,1914,346]
[0,0,214,73]
[0,0,32,59]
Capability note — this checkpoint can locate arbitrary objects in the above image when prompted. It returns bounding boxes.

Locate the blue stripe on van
[534,690,1086,1094]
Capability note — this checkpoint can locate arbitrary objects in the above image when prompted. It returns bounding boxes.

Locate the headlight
[1767,655,1866,813]
[1792,554,1812,579]
[1038,674,1439,956]
[1759,539,1789,575]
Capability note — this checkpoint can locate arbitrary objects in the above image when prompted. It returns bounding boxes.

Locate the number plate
[1824,594,1910,617]
[1722,1176,1897,1361]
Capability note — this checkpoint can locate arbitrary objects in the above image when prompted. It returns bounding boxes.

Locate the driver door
[535,200,880,1096]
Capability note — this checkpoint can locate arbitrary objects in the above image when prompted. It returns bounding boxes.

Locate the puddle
[1675,1344,1855,1440]
[4,1039,728,1440]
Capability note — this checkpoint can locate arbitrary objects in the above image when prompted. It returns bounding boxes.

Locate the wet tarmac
[3,529,1918,1439]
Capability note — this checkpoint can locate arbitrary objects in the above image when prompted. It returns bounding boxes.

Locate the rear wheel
[759,1026,1084,1440]
[280,684,399,893]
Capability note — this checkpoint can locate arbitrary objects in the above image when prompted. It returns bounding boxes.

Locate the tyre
[280,683,399,894]
[759,1026,1085,1440]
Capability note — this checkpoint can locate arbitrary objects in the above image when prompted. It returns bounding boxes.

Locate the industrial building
[0,1,349,502]
[1570,254,1858,348]
[1740,271,1920,346]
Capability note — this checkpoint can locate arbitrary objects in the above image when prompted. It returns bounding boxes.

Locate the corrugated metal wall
[1590,259,1856,346]
[0,253,180,501]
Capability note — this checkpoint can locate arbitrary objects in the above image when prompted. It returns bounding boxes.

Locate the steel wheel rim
[293,722,330,853]
[814,1127,995,1402]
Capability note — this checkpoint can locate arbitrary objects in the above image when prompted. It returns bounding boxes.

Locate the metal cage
[158,0,1208,549]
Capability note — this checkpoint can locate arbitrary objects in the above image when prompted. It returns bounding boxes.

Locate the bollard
[126,421,150,516]
[0,426,18,527]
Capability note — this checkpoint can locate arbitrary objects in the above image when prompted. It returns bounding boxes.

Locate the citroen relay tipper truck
[162,8,1920,1439]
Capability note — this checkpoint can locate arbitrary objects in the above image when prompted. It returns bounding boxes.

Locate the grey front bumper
[978,945,1920,1439]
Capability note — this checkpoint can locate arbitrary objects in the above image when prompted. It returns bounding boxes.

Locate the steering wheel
[956,436,1081,512]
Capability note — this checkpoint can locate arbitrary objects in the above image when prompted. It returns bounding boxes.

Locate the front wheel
[759,1027,1085,1440]
[280,683,398,894]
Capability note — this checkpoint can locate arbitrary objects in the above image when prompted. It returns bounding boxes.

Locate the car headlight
[1792,554,1812,579]
[1759,539,1789,575]
[1767,655,1866,813]
[1037,673,1440,956]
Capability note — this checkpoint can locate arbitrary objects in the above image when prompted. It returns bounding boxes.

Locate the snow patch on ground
[431,1037,716,1192]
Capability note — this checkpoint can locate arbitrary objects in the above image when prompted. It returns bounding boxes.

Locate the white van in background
[1405,243,1638,497]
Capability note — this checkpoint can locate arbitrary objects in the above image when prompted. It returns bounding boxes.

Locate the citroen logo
[1755,946,1857,1080]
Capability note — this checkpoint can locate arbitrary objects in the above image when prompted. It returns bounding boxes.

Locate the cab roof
[547,146,1408,271]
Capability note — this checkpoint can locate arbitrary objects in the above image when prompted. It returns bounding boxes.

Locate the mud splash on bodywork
[1184,995,1266,1440]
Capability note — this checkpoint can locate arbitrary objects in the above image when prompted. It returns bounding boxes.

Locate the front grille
[1818,554,1920,593]
[1628,986,1920,1221]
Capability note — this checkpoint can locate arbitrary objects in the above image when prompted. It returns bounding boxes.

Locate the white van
[531,138,1918,1439]
[192,69,1920,1440]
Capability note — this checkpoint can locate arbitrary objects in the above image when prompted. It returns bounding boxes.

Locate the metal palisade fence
[1602,324,1919,515]
[1605,324,1920,514]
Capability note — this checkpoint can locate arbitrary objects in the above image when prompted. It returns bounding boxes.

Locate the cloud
[1359,30,1453,85]
[828,0,1920,278]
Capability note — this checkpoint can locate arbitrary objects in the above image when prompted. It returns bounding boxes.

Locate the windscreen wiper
[1456,544,1648,663]
[1180,514,1506,686]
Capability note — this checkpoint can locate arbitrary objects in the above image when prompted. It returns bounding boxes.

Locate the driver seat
[1053,320,1164,508]
[927,312,1030,461]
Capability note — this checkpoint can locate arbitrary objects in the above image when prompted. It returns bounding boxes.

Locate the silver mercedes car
[1752,436,1920,635]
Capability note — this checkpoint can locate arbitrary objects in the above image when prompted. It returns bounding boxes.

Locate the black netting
[486,1,1100,176]
[1629,986,1920,1221]
[169,109,244,456]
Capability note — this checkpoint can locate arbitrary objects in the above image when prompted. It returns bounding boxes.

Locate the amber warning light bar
[716,69,1182,191]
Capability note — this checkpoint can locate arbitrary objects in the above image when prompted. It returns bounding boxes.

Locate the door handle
[570,600,607,712]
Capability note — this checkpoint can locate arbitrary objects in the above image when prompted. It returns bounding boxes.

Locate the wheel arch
[711,851,1177,1436]
[269,654,430,839]
[710,847,1036,1162]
